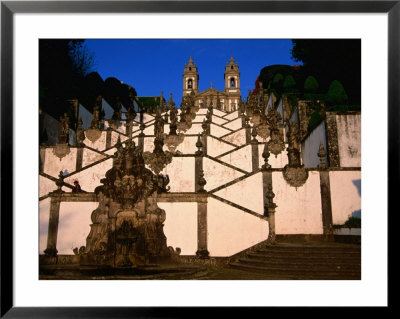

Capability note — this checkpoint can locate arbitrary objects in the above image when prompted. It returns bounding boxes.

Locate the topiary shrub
[283,74,296,90]
[272,73,284,84]
[344,216,361,228]
[326,80,348,106]
[304,75,319,92]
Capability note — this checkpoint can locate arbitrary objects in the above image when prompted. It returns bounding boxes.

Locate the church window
[189,67,192,71]
[230,77,235,88]
[188,79,193,89]
[231,65,233,70]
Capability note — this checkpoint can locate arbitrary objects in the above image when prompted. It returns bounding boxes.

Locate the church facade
[183,56,241,112]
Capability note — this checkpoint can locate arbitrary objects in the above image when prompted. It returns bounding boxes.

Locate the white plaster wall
[101,98,114,120]
[161,157,195,192]
[134,113,154,123]
[302,121,327,168]
[258,144,288,169]
[174,136,197,154]
[336,114,361,167]
[181,123,203,135]
[214,172,264,215]
[222,128,247,146]
[210,124,232,137]
[206,136,236,157]
[213,109,227,118]
[110,131,128,147]
[78,104,93,130]
[114,123,126,134]
[203,157,244,191]
[273,171,323,234]
[211,115,228,125]
[143,137,155,152]
[43,148,77,177]
[159,202,197,255]
[64,158,113,192]
[82,148,106,167]
[329,170,361,225]
[223,117,242,131]
[223,110,239,121]
[194,114,207,123]
[143,123,155,136]
[207,197,269,257]
[57,202,97,254]
[39,175,56,197]
[84,130,107,151]
[196,108,208,115]
[219,145,252,173]
[39,198,50,254]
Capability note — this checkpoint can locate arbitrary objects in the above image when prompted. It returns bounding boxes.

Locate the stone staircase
[229,242,361,280]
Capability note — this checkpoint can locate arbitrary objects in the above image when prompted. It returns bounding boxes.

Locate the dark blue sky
[85,39,296,103]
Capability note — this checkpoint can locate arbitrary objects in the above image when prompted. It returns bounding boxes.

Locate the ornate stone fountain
[79,138,171,268]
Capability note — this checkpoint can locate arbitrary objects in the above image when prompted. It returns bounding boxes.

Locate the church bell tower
[183,56,199,96]
[224,55,241,111]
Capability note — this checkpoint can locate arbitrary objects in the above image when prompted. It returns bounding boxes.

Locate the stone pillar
[194,156,203,192]
[196,197,209,258]
[202,134,207,156]
[76,147,84,171]
[319,170,334,236]
[245,126,251,144]
[267,207,276,243]
[44,196,61,256]
[251,143,259,172]
[39,146,46,173]
[251,127,259,172]
[106,129,112,149]
[138,135,144,151]
[325,112,340,167]
[265,184,277,244]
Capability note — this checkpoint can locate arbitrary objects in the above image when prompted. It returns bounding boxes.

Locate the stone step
[237,258,360,271]
[229,262,361,280]
[247,252,361,262]
[254,249,360,257]
[257,246,361,253]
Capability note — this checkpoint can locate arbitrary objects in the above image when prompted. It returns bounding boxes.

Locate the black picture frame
[1,1,395,317]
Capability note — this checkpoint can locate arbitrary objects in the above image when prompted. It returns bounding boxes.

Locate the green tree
[283,74,296,89]
[326,80,348,106]
[291,39,360,105]
[304,75,319,92]
[39,39,95,119]
[272,73,284,84]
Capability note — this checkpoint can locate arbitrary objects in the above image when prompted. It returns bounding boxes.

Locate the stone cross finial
[195,134,203,156]
[76,118,85,146]
[261,142,271,170]
[251,125,258,144]
[197,169,207,193]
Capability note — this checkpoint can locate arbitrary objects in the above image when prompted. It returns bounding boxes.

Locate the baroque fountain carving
[78,137,171,267]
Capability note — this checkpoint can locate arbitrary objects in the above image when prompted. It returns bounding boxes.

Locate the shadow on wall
[352,179,361,196]
[352,179,361,219]
[351,209,361,219]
